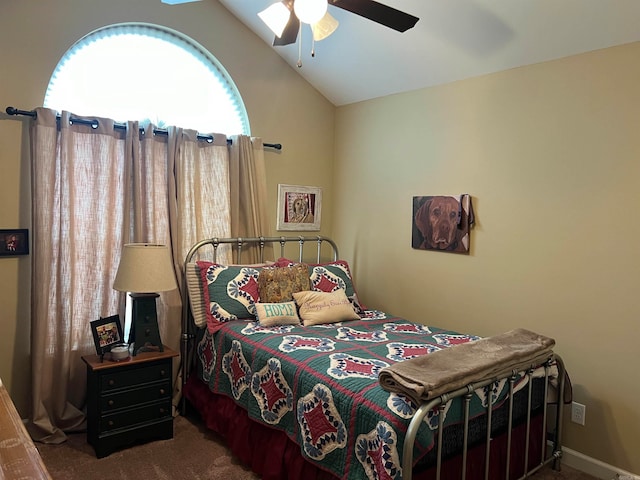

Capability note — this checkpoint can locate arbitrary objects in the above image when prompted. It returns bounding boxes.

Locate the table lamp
[113,243,177,356]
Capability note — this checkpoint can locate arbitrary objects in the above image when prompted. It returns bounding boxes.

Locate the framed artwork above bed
[276,184,322,231]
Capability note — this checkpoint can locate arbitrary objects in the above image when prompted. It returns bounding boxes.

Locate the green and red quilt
[196,311,520,480]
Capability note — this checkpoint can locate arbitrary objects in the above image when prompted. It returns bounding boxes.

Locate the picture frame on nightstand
[90,315,124,358]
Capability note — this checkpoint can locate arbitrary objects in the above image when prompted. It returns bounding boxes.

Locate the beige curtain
[229,135,272,263]
[167,127,232,405]
[131,124,179,362]
[28,108,133,443]
[168,127,232,268]
[26,110,268,443]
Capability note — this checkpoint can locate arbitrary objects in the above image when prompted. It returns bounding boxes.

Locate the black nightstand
[82,346,179,458]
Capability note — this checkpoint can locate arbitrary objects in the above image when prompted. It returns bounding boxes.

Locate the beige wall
[0,0,334,415]
[334,42,640,473]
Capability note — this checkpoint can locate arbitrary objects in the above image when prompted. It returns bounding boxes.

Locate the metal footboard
[401,354,566,480]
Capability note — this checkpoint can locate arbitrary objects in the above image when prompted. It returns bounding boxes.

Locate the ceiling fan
[261,0,419,46]
[162,0,419,46]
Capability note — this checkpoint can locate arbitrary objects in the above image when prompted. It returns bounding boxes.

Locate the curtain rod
[5,107,282,150]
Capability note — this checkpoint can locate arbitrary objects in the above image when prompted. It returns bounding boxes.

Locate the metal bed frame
[180,236,565,480]
[402,354,566,480]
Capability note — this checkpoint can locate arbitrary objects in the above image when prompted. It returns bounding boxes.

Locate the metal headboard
[180,235,339,408]
[183,235,338,266]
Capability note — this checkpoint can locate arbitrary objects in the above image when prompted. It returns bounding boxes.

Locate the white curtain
[26,108,258,443]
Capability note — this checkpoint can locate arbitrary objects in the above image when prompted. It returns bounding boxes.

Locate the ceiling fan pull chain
[297,22,303,68]
[311,33,316,58]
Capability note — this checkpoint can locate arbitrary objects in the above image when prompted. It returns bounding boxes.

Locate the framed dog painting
[412,195,474,254]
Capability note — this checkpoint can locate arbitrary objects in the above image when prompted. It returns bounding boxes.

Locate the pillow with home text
[255,301,301,327]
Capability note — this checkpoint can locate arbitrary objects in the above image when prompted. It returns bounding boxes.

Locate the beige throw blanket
[378,328,555,406]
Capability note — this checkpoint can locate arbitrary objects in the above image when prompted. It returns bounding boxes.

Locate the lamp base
[128,293,164,356]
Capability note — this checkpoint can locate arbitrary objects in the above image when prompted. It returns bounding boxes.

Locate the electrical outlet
[571,401,586,425]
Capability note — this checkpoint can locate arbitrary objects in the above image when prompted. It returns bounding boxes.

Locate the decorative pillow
[348,292,366,315]
[292,289,360,326]
[187,262,274,329]
[255,301,301,327]
[186,262,208,328]
[258,263,310,303]
[197,261,264,333]
[276,258,359,300]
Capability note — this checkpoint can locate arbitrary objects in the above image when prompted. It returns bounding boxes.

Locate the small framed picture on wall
[0,229,29,256]
[276,184,322,231]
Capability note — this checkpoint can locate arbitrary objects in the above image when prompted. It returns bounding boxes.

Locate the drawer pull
[159,408,166,414]
[159,370,166,377]
[108,400,114,406]
[108,379,115,386]
[159,388,165,395]
[108,420,114,427]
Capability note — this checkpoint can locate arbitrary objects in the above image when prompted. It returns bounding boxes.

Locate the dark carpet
[36,414,597,480]
[37,414,258,480]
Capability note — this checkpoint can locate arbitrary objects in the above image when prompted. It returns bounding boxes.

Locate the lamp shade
[258,2,292,38]
[113,244,177,293]
[311,11,338,41]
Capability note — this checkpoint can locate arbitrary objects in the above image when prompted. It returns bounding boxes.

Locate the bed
[180,236,568,480]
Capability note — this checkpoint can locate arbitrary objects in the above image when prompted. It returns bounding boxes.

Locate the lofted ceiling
[207,1,640,106]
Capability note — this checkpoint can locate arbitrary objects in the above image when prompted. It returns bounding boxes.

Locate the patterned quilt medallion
[197,312,522,480]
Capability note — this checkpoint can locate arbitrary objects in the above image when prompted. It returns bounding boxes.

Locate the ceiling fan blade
[330,0,419,32]
[273,14,300,46]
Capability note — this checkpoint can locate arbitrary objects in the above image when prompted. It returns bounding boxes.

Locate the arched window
[44,23,249,135]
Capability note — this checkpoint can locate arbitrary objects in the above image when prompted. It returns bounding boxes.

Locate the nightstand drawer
[101,362,170,391]
[100,399,172,432]
[100,381,171,412]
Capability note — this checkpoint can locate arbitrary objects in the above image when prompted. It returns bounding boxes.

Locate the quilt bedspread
[196,311,523,480]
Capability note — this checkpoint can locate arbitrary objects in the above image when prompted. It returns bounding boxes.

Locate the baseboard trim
[562,447,640,480]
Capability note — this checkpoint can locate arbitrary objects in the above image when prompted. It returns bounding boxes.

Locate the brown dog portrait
[412,195,471,253]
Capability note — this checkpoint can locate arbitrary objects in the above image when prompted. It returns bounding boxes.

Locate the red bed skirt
[184,375,546,480]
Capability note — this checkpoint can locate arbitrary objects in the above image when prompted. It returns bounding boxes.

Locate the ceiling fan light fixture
[311,11,338,41]
[258,2,291,38]
[293,0,327,25]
